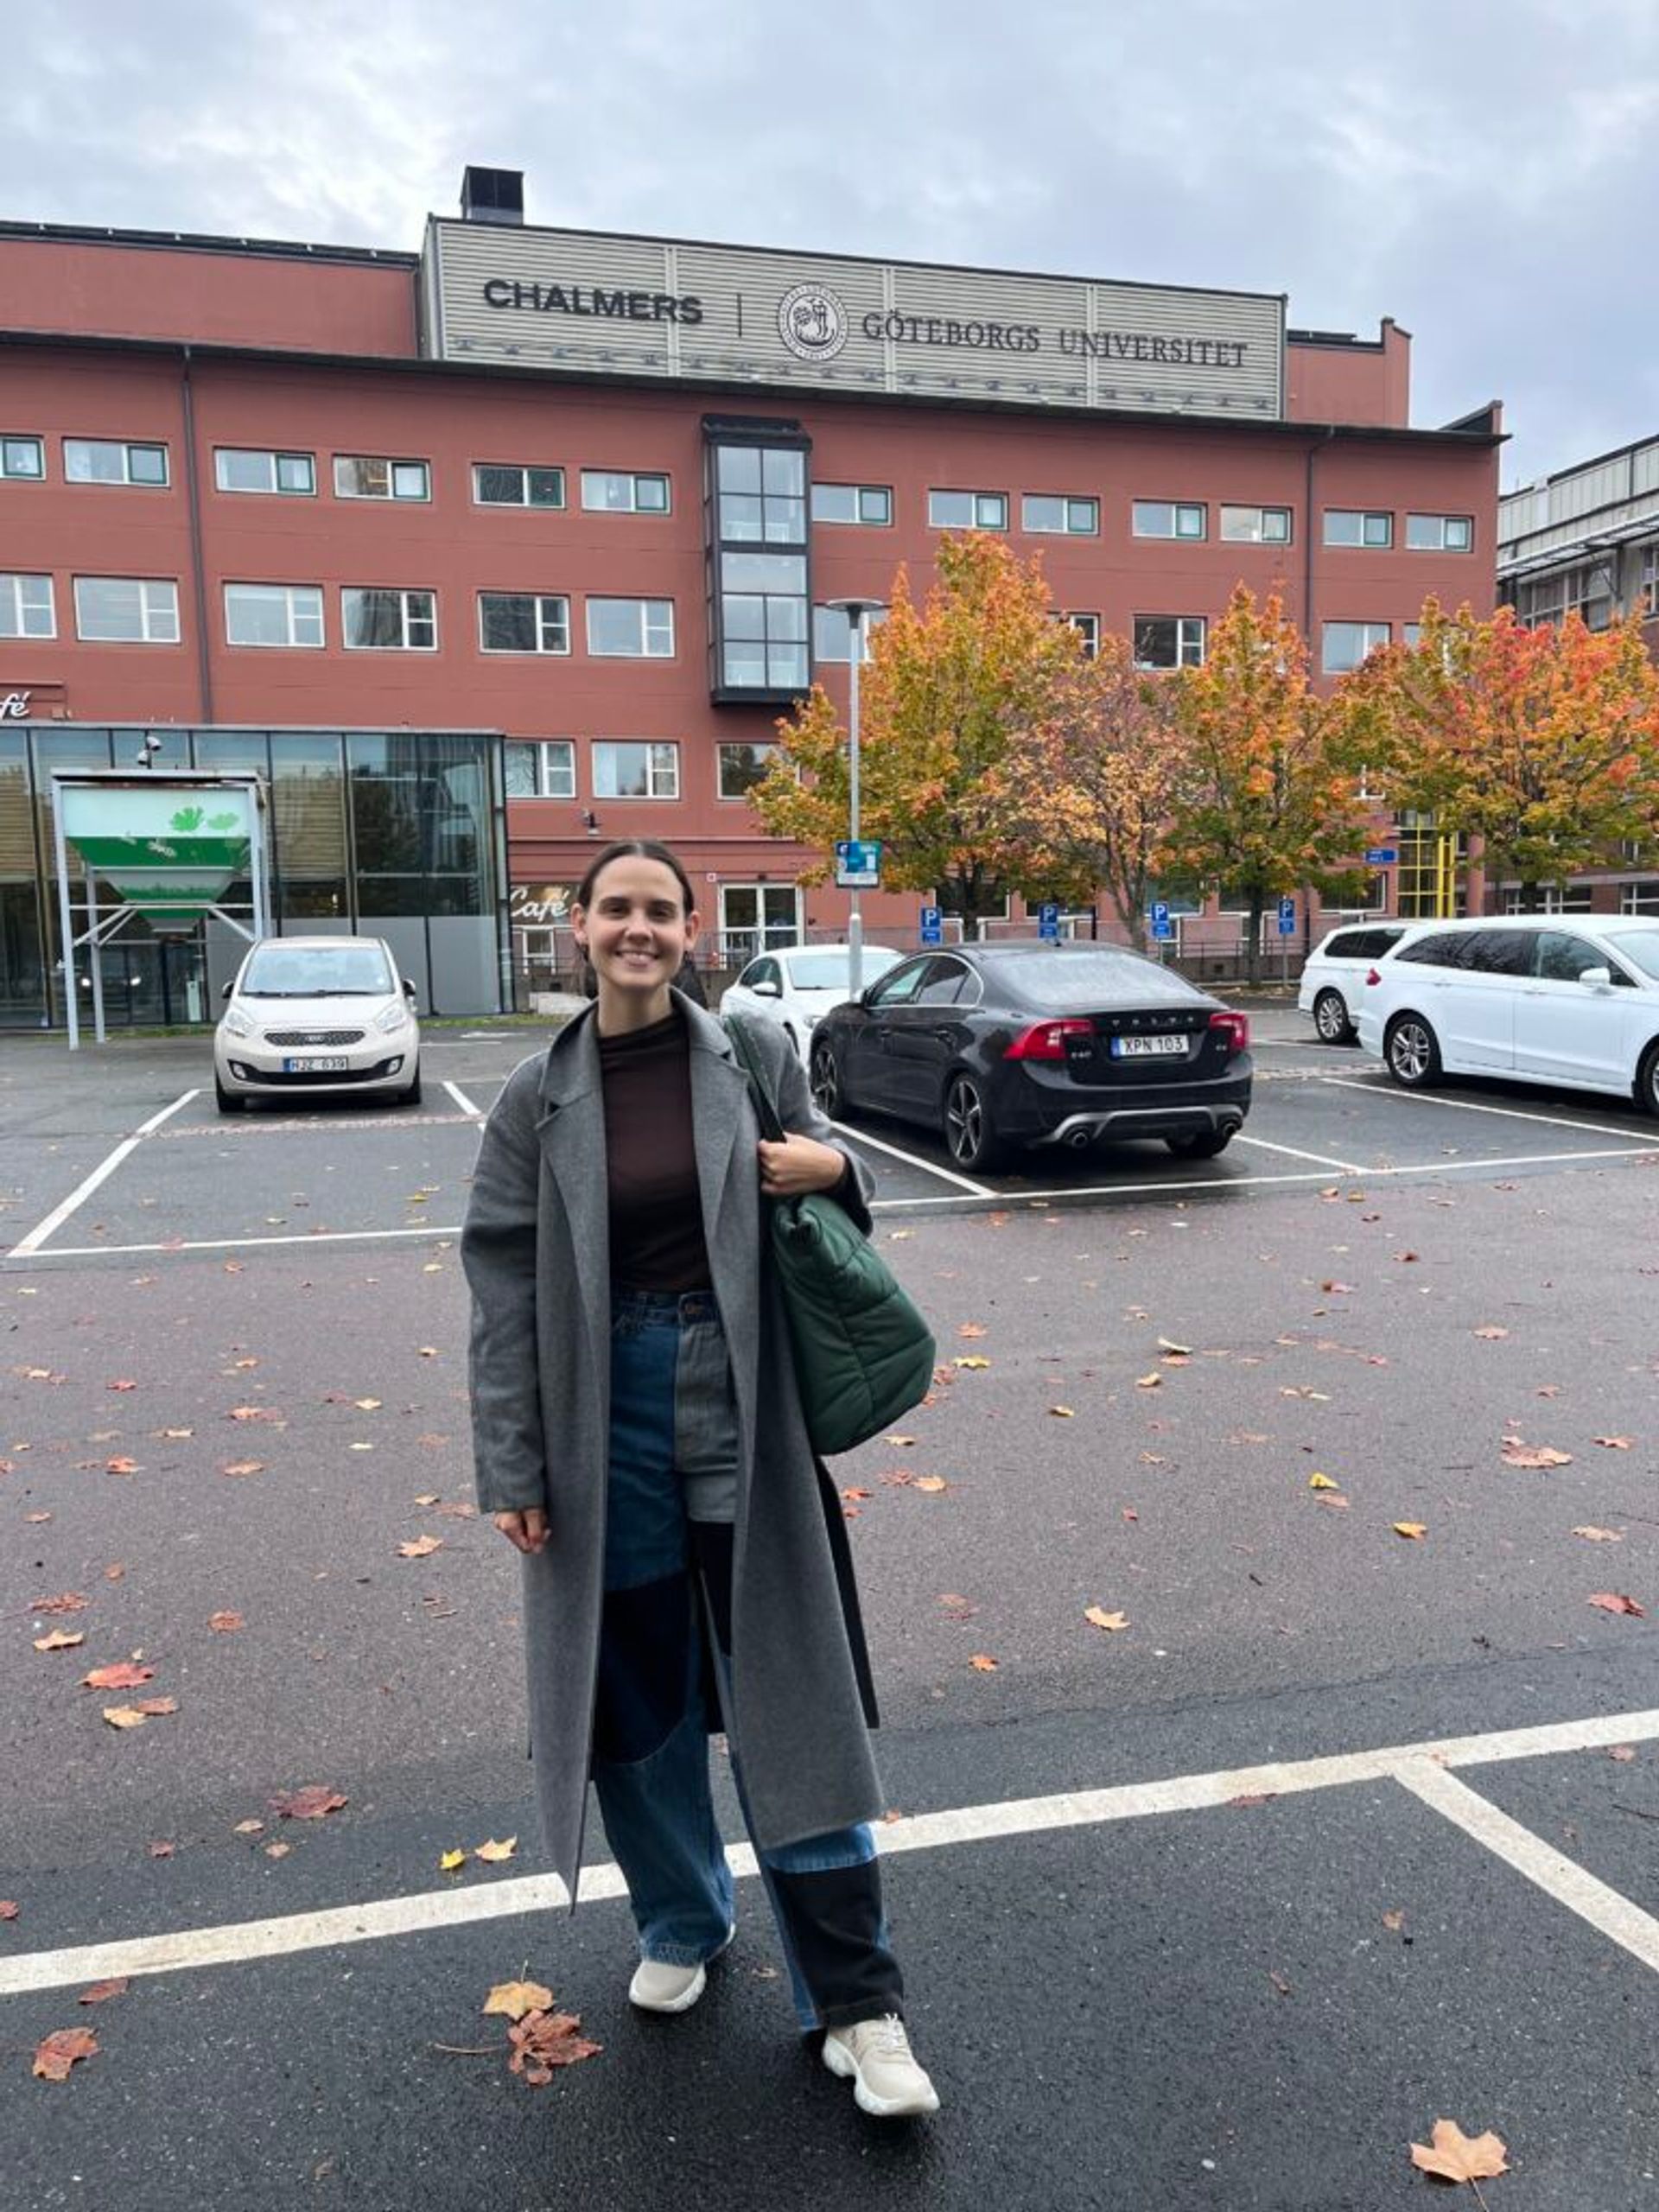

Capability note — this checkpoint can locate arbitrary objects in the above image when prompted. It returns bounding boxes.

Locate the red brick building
[0,168,1501,1020]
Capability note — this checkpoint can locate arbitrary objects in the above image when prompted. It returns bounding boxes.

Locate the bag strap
[723,1014,787,1143]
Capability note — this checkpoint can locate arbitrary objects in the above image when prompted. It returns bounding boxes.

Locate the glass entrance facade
[1,724,508,1027]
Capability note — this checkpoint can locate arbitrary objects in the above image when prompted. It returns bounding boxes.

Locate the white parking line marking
[1321,1075,1657,1145]
[2,1705,1655,1998]
[9,1225,464,1261]
[442,1079,484,1118]
[1394,1758,1659,1977]
[1235,1133,1364,1173]
[8,1090,198,1258]
[830,1120,993,1196]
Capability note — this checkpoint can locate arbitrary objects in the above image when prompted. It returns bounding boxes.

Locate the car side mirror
[1578,965,1612,990]
[752,979,782,998]
[220,980,234,1000]
[402,978,417,999]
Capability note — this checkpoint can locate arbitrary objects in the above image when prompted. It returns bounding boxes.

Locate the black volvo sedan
[807,943,1253,1172]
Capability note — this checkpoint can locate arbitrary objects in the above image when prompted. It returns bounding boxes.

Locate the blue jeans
[591,1288,902,2032]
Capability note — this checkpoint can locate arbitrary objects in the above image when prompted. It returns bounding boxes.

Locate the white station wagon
[1356,914,1659,1114]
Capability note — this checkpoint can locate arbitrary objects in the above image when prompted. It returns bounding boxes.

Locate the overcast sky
[14,1,1657,486]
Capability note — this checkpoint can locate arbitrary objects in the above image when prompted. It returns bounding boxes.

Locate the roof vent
[460,167,524,226]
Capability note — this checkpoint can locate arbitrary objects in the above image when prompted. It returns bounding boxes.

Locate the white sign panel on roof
[423,220,1285,421]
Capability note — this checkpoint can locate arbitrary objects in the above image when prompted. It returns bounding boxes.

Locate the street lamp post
[823,597,885,1001]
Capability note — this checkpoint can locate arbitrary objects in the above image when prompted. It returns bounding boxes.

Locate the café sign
[424,220,1284,421]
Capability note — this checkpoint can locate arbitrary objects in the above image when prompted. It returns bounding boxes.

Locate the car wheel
[810,1039,842,1118]
[1165,1128,1234,1160]
[1313,988,1355,1046]
[944,1073,1006,1172]
[1385,1013,1442,1090]
[1637,1041,1659,1120]
[214,1077,245,1116]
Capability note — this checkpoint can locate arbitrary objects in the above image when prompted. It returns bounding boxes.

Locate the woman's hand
[758,1133,848,1198]
[493,1508,549,1554]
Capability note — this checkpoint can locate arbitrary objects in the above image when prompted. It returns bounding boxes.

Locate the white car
[1298,921,1414,1044]
[720,942,905,1061]
[1356,914,1659,1113]
[214,936,421,1112]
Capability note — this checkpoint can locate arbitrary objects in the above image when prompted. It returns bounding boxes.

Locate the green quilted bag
[726,1016,937,1456]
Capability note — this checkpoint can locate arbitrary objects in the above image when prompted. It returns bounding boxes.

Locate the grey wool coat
[461,992,887,1905]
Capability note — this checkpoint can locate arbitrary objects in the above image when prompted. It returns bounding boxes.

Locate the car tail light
[1365,966,1382,985]
[1005,1017,1094,1061]
[1208,1010,1249,1052]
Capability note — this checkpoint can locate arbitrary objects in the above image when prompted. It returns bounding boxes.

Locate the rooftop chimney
[460,167,524,226]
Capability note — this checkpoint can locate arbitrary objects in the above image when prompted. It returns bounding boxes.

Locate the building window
[593,741,679,798]
[73,576,180,642]
[1324,509,1393,548]
[718,742,779,799]
[0,573,54,639]
[504,740,576,798]
[2,435,44,480]
[224,582,325,648]
[1022,494,1098,536]
[1132,500,1206,540]
[720,883,801,963]
[479,592,571,655]
[704,427,811,700]
[587,597,675,658]
[474,463,566,508]
[64,438,168,487]
[1062,612,1100,657]
[1402,622,1422,649]
[1406,512,1473,553]
[215,448,315,496]
[581,469,670,514]
[1516,564,1615,632]
[1322,620,1391,673]
[1619,880,1659,914]
[1220,504,1292,543]
[334,455,430,501]
[929,488,1007,531]
[811,604,885,664]
[342,587,436,651]
[810,482,891,526]
[1500,884,1592,916]
[1133,615,1205,668]
[1641,544,1659,619]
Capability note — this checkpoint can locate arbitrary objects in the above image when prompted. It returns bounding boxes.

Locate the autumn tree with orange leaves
[1162,584,1374,979]
[1336,600,1659,906]
[753,533,1083,928]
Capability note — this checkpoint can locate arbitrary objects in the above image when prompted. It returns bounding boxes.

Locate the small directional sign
[1363,846,1399,866]
[834,838,881,888]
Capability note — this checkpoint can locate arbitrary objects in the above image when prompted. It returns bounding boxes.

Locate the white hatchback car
[1356,914,1659,1113]
[720,942,905,1062]
[214,936,421,1112]
[1298,921,1415,1044]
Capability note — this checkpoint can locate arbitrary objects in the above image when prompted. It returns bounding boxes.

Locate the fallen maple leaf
[1592,1436,1634,1450]
[1408,2117,1510,2183]
[28,1593,88,1616]
[78,1979,128,2005]
[102,1706,151,1729]
[232,1819,264,1836]
[912,1475,950,1494]
[508,2007,601,2082]
[953,1356,990,1370]
[1588,1592,1645,1618]
[440,1849,467,1872]
[208,1611,245,1633]
[882,1434,917,1447]
[106,1380,137,1392]
[1308,1471,1340,1491]
[32,2028,98,2081]
[969,1653,999,1672]
[219,1460,265,1478]
[1393,1522,1428,1541]
[397,1535,444,1559]
[228,1406,283,1423]
[270,1786,347,1820]
[1500,1440,1572,1470]
[0,1900,19,1920]
[105,1457,140,1476]
[484,1979,555,2021]
[1049,1405,1076,1418]
[33,1630,86,1652]
[133,1696,178,1716]
[147,1841,175,1858]
[1610,1745,1637,1763]
[1572,1526,1624,1542]
[82,1662,154,1691]
[1084,1606,1129,1632]
[1472,1325,1510,1340]
[474,1836,518,1864]
[957,1323,988,1340]
[1135,1372,1162,1389]
[839,1486,872,1503]
[1382,1909,1407,1932]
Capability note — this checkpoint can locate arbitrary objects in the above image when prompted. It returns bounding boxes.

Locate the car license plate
[1111,1034,1188,1058]
[283,1056,349,1072]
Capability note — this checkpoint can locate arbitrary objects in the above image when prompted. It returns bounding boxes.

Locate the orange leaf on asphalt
[228,1406,283,1423]
[147,1841,174,1858]
[953,1356,990,1370]
[32,2028,98,2081]
[105,1380,137,1393]
[1500,1440,1572,1469]
[1408,2118,1510,2183]
[82,1663,154,1691]
[132,1696,177,1716]
[882,1434,917,1447]
[270,1785,347,1820]
[957,1323,988,1339]
[1393,1522,1428,1541]
[912,1475,950,1494]
[1588,1592,1645,1618]
[0,1900,19,1920]
[28,1593,88,1615]
[1135,1372,1162,1389]
[219,1460,265,1478]
[839,1486,872,1503]
[969,1653,999,1672]
[33,1630,86,1652]
[105,1458,140,1476]
[397,1535,444,1559]
[208,1611,245,1633]
[1049,1405,1076,1418]
[1472,1325,1510,1339]
[1308,1472,1340,1491]
[102,1706,151,1730]
[78,1979,128,2005]
[1610,1745,1637,1763]
[1593,1436,1634,1450]
[484,1978,555,2020]
[474,1836,518,1864]
[1573,1526,1624,1542]
[1084,1606,1129,1632]
[1382,1909,1407,1932]
[508,2007,602,2082]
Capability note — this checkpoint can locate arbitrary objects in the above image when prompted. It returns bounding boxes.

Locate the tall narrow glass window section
[704,420,811,703]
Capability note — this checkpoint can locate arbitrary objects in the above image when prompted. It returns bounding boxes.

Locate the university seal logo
[777,283,849,362]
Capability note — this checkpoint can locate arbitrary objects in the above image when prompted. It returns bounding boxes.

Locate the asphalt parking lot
[2,1007,1657,2209]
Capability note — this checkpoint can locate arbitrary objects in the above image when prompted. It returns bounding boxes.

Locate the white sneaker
[627,1926,734,2014]
[823,2015,940,2117]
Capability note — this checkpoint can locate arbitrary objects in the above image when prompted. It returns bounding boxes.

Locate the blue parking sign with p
[1277,895,1296,935]
[1039,902,1060,941]
[1150,900,1173,942]
[919,903,942,945]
